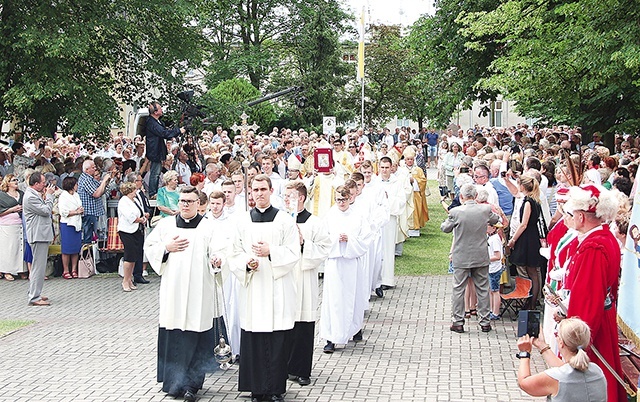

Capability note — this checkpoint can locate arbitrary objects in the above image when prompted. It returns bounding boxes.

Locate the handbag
[78,245,96,278]
[104,217,124,251]
[535,201,548,239]
[591,344,637,402]
[149,214,163,228]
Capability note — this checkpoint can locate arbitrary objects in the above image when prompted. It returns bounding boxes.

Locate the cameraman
[145,102,185,198]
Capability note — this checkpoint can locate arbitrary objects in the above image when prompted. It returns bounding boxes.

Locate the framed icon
[314,148,334,173]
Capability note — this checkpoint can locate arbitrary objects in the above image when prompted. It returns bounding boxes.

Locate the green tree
[201,0,296,90]
[406,0,502,128]
[344,24,410,127]
[460,0,640,133]
[201,0,354,129]
[200,78,276,132]
[268,0,354,128]
[0,0,205,139]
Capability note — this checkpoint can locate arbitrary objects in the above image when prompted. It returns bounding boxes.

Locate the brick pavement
[0,273,546,401]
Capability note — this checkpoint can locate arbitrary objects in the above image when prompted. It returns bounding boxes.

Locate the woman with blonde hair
[156,170,180,217]
[117,181,147,292]
[507,174,545,309]
[516,317,606,401]
[0,174,26,280]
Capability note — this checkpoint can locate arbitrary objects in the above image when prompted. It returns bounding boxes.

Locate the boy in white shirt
[487,224,504,320]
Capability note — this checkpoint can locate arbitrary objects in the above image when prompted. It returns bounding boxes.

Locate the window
[490,101,503,127]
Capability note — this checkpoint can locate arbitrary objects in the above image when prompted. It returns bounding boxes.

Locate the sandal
[464,311,471,319]
[470,309,477,316]
[62,272,72,279]
[4,273,15,281]
[72,271,78,279]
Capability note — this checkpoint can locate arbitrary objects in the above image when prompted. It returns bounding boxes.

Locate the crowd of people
[0,109,636,401]
[437,124,633,402]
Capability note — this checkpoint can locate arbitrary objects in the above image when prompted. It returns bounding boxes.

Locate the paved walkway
[0,273,545,401]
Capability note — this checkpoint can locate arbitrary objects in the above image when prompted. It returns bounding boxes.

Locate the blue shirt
[426,133,439,146]
[78,172,105,216]
[490,178,514,216]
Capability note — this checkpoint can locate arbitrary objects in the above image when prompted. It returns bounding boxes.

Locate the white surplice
[228,209,300,332]
[379,176,406,287]
[296,213,332,322]
[207,210,242,357]
[320,206,370,345]
[144,216,224,332]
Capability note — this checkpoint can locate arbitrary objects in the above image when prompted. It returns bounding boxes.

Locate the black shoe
[251,394,263,402]
[481,324,492,333]
[450,324,464,333]
[288,374,299,381]
[380,285,393,290]
[134,276,150,284]
[269,395,284,402]
[323,341,335,353]
[184,389,197,401]
[352,330,363,342]
[298,377,311,386]
[375,287,384,298]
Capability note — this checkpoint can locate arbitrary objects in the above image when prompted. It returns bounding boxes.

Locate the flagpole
[358,6,365,129]
[361,76,365,129]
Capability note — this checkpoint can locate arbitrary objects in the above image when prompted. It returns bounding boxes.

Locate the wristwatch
[516,351,531,359]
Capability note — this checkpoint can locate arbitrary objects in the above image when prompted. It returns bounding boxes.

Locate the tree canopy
[200,77,276,133]
[459,0,640,133]
[0,0,204,139]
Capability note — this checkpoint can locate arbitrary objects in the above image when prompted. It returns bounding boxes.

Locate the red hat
[555,187,570,202]
[580,185,600,212]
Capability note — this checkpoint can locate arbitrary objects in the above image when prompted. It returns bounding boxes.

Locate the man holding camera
[23,172,56,306]
[145,101,185,197]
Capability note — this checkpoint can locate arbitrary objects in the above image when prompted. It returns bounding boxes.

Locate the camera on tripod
[177,90,207,133]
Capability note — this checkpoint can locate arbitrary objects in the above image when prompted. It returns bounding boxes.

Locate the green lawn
[0,320,34,337]
[396,180,452,276]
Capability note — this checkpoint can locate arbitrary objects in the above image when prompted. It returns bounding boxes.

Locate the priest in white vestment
[206,190,242,363]
[228,175,300,402]
[393,159,414,255]
[378,156,406,289]
[283,181,331,386]
[360,161,390,297]
[320,186,370,353]
[144,186,225,401]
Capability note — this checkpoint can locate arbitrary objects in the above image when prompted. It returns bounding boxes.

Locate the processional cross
[230,112,260,135]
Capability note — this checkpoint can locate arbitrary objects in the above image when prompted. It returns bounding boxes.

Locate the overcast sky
[346,0,436,26]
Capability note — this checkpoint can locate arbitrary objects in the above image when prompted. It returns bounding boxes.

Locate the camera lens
[501,171,507,177]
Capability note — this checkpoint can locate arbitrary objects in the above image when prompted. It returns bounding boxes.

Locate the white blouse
[117,196,142,234]
[58,191,83,231]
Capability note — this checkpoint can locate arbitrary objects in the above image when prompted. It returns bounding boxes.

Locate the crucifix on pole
[230,112,260,136]
[231,112,259,212]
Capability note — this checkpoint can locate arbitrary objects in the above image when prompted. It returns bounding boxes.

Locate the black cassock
[238,206,293,396]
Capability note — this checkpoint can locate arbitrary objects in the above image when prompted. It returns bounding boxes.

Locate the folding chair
[500,276,532,320]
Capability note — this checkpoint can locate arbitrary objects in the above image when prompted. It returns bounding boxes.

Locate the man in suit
[441,183,499,333]
[23,172,56,306]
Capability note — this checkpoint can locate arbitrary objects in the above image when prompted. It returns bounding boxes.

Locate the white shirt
[58,190,83,231]
[117,196,143,233]
[175,161,191,184]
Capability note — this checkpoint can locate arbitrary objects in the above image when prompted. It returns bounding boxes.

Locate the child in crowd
[487,223,504,320]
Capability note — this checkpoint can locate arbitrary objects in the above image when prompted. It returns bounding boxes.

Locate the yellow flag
[357,7,365,81]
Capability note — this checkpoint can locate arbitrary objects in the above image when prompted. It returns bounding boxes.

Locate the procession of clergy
[142,138,429,402]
